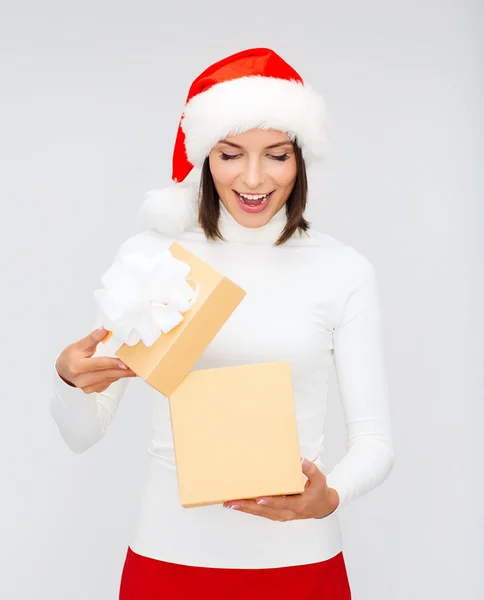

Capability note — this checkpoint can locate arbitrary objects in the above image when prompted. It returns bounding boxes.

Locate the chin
[232,208,272,229]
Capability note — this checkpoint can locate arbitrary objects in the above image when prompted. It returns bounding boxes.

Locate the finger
[225,501,296,522]
[80,374,137,394]
[301,457,325,484]
[250,493,305,512]
[82,356,132,373]
[75,368,136,389]
[68,358,133,380]
[83,380,133,394]
[77,326,110,355]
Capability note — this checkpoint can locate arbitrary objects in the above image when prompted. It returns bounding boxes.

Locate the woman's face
[208,128,297,228]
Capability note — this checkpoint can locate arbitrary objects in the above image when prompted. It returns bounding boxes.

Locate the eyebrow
[218,139,294,150]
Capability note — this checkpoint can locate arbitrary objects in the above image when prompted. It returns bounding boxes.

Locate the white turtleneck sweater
[51,202,394,569]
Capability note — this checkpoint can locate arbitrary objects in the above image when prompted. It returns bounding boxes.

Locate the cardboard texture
[102,242,246,396]
[169,362,305,508]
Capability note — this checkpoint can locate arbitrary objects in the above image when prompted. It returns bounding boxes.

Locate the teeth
[237,192,271,204]
[239,192,268,200]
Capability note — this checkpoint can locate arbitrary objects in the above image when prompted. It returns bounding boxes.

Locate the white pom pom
[137,183,199,237]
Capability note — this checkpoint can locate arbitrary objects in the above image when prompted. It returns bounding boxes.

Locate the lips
[233,190,275,214]
[234,190,275,205]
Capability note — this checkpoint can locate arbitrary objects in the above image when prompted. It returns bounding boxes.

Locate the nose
[240,156,266,190]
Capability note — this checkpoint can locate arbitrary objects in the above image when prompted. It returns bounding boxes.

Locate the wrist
[328,487,340,514]
[316,487,340,519]
[55,358,76,388]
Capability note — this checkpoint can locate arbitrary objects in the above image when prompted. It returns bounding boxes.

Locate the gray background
[1,1,482,598]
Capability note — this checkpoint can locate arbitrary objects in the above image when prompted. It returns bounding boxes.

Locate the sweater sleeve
[324,253,395,515]
[50,229,175,453]
[50,310,131,453]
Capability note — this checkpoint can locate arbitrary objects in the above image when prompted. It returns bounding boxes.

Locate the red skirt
[119,546,352,599]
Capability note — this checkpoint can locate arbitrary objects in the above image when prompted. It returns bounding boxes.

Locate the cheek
[209,157,238,187]
[270,160,297,188]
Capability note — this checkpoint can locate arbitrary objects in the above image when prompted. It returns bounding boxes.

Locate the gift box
[168,361,305,508]
[96,241,246,396]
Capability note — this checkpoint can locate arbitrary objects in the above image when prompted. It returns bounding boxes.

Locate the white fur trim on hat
[181,75,327,167]
[137,183,200,237]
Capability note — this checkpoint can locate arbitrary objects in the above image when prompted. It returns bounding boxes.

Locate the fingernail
[256,499,267,505]
[118,363,128,369]
[229,504,240,510]
[301,457,310,469]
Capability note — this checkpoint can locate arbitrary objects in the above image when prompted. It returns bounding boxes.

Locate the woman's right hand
[55,326,137,394]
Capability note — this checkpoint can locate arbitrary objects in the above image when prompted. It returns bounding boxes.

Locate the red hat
[172,47,327,183]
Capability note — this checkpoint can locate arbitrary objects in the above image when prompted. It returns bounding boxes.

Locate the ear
[137,182,200,237]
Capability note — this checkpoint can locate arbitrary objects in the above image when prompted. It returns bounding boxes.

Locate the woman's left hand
[223,458,340,521]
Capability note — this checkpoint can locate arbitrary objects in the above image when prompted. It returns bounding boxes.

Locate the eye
[220,152,240,160]
[270,153,290,161]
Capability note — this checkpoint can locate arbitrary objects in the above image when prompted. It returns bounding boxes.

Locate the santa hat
[138,47,327,236]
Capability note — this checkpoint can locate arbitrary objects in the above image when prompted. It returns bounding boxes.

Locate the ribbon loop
[94,248,199,348]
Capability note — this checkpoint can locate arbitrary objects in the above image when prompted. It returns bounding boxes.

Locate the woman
[52,47,395,599]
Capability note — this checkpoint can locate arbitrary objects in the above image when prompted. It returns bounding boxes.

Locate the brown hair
[198,139,310,246]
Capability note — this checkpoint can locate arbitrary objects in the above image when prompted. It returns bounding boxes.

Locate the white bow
[94,249,199,348]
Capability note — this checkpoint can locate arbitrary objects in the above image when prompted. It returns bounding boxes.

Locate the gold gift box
[169,361,305,508]
[102,242,246,397]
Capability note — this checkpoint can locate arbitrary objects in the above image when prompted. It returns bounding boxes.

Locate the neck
[216,202,288,245]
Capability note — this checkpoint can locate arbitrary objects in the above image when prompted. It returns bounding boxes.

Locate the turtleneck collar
[137,184,301,245]
[215,201,288,245]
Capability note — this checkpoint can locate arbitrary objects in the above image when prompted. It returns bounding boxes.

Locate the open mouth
[233,190,276,213]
